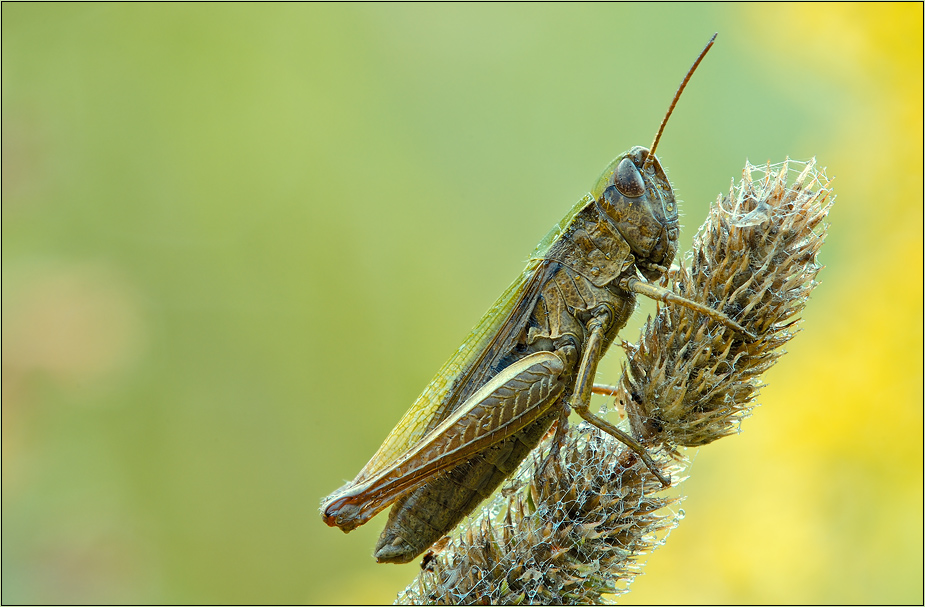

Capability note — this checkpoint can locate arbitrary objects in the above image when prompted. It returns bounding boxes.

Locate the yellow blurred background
[2,4,921,604]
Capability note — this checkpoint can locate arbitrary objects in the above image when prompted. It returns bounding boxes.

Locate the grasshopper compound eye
[613,156,646,197]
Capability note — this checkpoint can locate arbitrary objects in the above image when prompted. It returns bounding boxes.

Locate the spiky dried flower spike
[397,159,833,605]
[623,158,832,450]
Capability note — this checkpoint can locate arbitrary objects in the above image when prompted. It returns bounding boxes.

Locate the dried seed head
[396,159,832,605]
[398,427,682,605]
[624,158,832,448]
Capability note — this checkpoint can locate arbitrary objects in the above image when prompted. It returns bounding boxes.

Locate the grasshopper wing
[322,349,567,530]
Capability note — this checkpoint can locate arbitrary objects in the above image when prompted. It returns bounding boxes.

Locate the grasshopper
[321,33,752,564]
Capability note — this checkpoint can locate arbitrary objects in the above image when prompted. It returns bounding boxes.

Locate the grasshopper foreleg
[567,307,672,486]
[622,276,756,340]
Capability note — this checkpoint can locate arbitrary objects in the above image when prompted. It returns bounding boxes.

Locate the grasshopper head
[593,146,680,281]
[587,33,715,282]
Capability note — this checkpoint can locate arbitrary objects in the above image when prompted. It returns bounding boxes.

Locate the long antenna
[643,33,717,171]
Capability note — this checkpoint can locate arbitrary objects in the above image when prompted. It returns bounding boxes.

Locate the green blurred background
[3,4,922,604]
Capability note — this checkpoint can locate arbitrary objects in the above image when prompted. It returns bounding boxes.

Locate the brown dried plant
[397,159,833,605]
